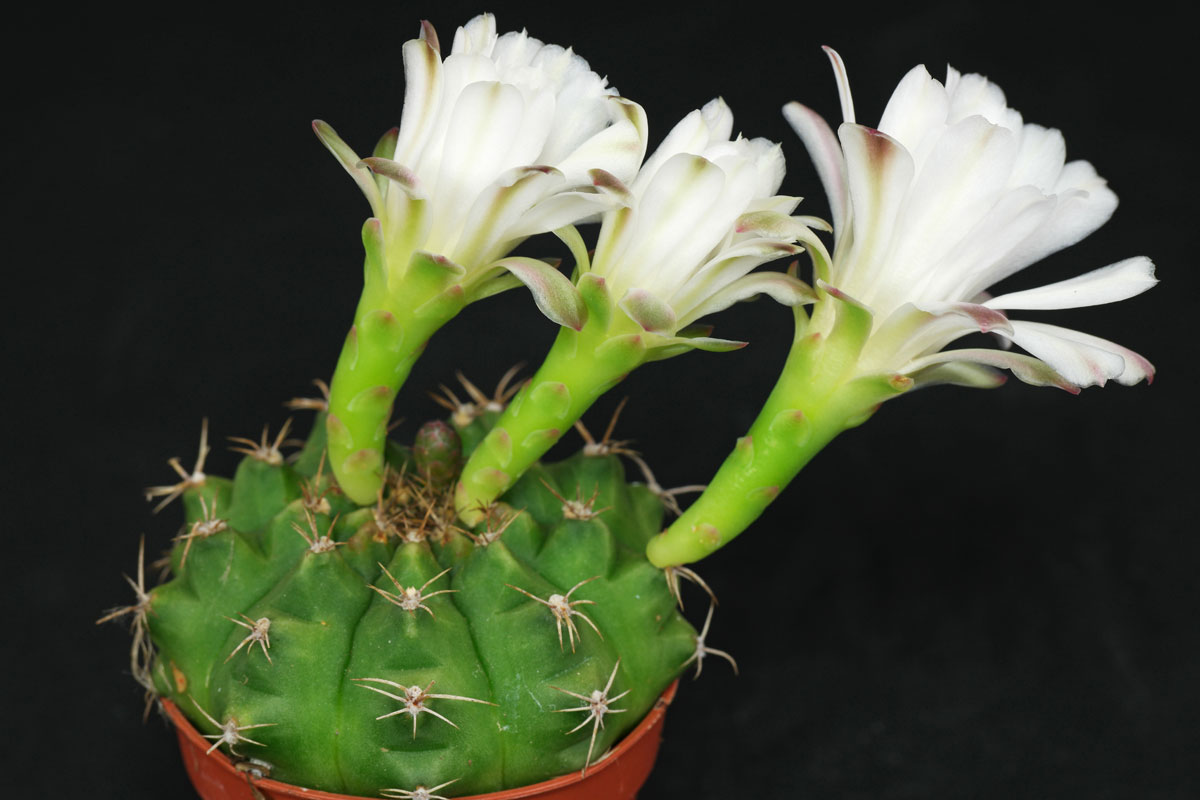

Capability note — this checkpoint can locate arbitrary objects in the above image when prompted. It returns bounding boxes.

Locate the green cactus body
[145,412,695,796]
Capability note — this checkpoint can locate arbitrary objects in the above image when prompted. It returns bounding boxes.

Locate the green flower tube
[646,294,910,567]
[454,278,648,526]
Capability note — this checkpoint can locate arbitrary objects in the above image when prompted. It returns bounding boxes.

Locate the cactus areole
[136,412,698,796]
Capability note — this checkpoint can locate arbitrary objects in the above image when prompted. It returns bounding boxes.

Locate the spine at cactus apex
[326,218,470,505]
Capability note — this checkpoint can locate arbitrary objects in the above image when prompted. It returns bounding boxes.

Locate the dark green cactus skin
[145,412,695,795]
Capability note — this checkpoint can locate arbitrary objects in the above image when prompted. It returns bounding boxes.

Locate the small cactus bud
[412,420,462,488]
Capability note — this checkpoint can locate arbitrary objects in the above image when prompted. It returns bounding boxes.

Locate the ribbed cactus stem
[140,411,696,794]
[327,223,470,504]
[455,312,646,525]
[646,293,912,567]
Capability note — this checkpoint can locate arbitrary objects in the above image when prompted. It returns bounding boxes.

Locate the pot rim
[163,678,678,799]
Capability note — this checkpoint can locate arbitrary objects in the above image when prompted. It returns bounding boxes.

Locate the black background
[7,1,1198,797]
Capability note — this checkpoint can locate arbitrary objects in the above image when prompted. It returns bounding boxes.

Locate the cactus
[131,403,698,795]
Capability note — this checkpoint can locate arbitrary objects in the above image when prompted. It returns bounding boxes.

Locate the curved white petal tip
[821,46,855,124]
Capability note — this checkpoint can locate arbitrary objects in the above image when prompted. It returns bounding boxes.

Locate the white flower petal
[1006,320,1153,386]
[981,163,1118,291]
[876,116,1018,304]
[506,189,613,240]
[1009,123,1066,193]
[877,64,949,157]
[1001,320,1129,388]
[905,347,1077,392]
[609,153,729,296]
[671,240,804,320]
[860,301,1012,374]
[450,13,497,55]
[783,101,848,238]
[425,80,528,250]
[633,98,732,193]
[836,123,914,294]
[985,256,1157,311]
[456,166,564,264]
[676,270,815,328]
[944,68,1022,131]
[822,47,856,124]
[392,37,444,168]
[552,114,645,187]
[916,185,1056,303]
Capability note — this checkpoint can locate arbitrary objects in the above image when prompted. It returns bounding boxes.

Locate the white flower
[784,48,1155,391]
[314,13,647,292]
[583,98,816,340]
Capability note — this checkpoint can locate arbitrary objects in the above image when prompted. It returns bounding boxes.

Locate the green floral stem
[455,313,645,525]
[646,297,911,567]
[327,225,469,504]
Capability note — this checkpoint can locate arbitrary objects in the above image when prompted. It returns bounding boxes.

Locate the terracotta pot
[164,680,678,800]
